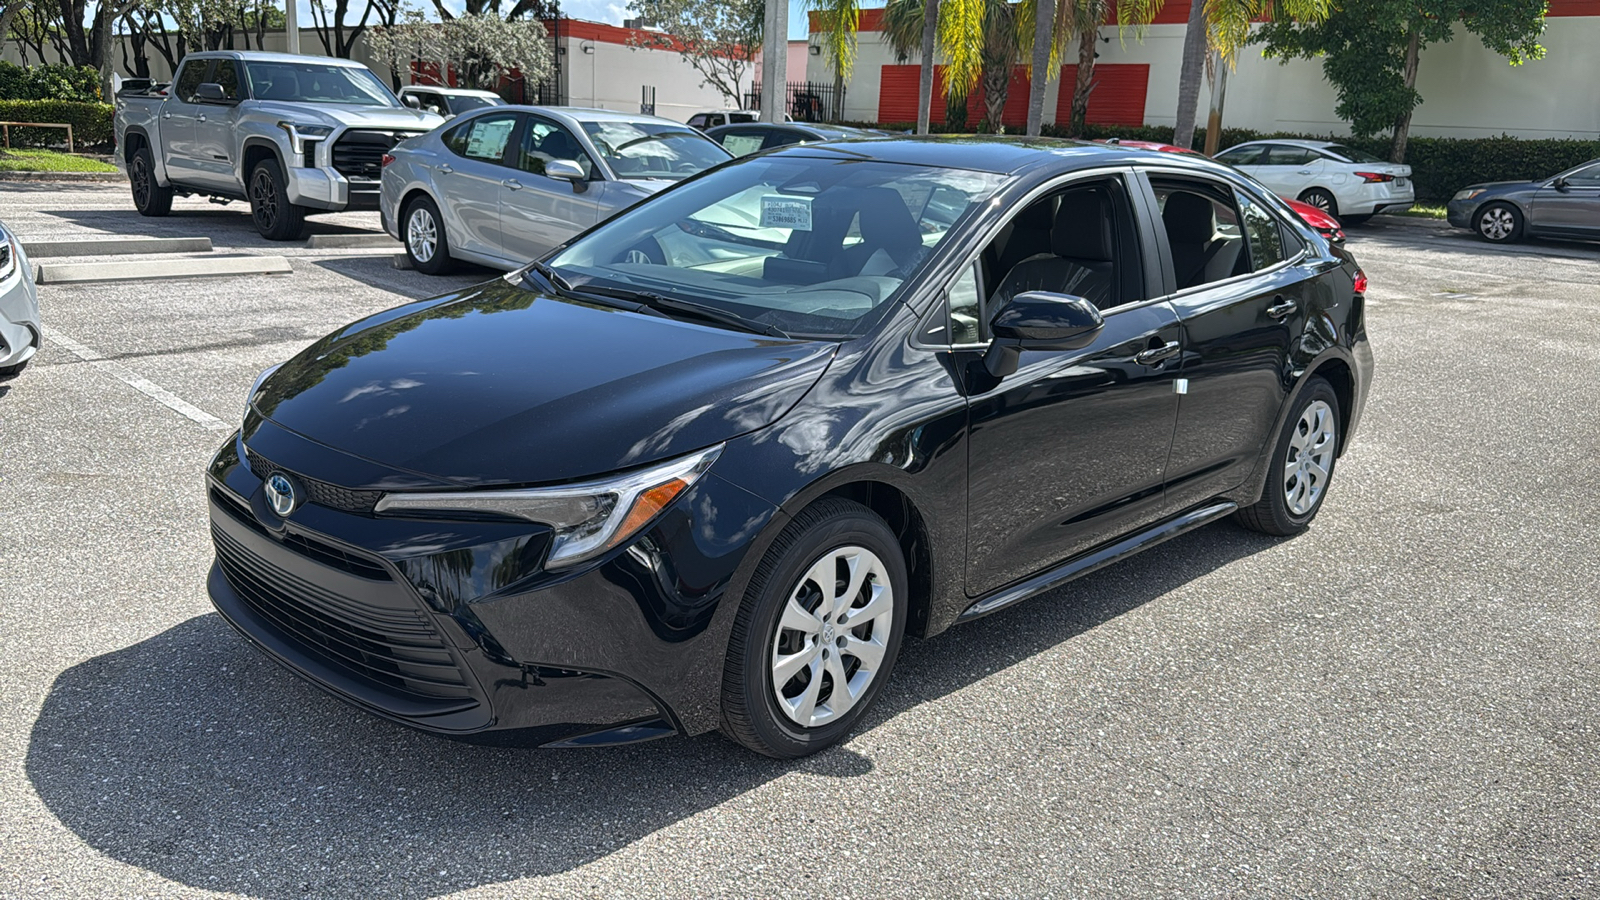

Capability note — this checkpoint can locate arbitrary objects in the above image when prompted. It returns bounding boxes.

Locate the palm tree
[881,0,943,134]
[811,0,863,120]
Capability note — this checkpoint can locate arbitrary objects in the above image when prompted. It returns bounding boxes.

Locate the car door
[188,58,243,192]
[1141,172,1316,511]
[1253,145,1326,198]
[1530,162,1600,236]
[436,111,520,258]
[963,174,1185,597]
[498,114,603,263]
[159,59,209,183]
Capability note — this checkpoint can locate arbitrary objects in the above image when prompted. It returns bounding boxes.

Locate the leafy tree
[367,11,554,91]
[626,0,763,106]
[1257,0,1546,162]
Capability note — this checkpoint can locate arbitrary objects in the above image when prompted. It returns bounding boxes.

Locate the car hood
[250,281,837,486]
[250,101,443,131]
[1463,180,1536,195]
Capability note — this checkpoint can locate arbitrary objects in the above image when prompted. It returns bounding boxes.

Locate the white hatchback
[1215,139,1414,224]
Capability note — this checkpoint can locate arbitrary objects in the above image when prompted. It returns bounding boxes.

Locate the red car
[1098,139,1346,242]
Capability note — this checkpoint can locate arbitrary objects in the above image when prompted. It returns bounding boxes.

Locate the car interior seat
[989,188,1118,311]
[829,187,926,280]
[1163,191,1243,289]
[258,72,300,101]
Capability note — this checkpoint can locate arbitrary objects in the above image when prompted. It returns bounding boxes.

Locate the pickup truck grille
[332,129,422,181]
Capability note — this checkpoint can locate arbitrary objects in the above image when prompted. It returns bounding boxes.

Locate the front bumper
[283,165,380,212]
[1446,199,1476,228]
[0,254,40,369]
[205,426,778,745]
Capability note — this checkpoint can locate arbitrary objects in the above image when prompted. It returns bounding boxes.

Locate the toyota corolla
[208,137,1372,757]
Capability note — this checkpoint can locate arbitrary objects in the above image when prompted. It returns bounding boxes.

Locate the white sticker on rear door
[760,195,813,231]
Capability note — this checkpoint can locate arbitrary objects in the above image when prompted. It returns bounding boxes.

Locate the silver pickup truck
[115,51,444,240]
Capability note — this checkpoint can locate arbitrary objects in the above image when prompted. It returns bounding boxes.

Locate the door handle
[502,179,522,191]
[1297,169,1310,175]
[437,164,453,174]
[1267,298,1298,319]
[161,112,171,119]
[1134,340,1181,367]
[197,114,206,122]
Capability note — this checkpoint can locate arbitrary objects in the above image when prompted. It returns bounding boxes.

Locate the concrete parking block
[305,233,401,250]
[33,254,293,284]
[22,236,214,258]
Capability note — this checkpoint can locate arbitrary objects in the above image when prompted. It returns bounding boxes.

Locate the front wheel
[1475,202,1523,243]
[403,196,455,275]
[248,159,307,241]
[1297,188,1339,219]
[721,499,908,758]
[1236,377,1341,537]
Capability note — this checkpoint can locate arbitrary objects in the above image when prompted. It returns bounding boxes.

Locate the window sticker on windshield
[761,195,813,231]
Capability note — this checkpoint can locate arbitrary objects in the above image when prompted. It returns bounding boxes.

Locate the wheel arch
[239,137,284,183]
[121,126,148,163]
[1227,347,1362,510]
[1305,355,1356,458]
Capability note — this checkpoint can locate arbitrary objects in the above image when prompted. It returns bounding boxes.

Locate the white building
[802,1,1600,139]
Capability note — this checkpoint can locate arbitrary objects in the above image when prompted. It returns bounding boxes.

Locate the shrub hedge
[0,100,116,149]
[0,61,102,103]
[858,120,1600,201]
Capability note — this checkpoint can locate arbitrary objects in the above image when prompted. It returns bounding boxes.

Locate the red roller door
[880,65,1035,128]
[1055,64,1150,126]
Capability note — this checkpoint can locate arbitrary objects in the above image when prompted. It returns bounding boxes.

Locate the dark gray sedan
[1447,158,1600,243]
[380,106,732,274]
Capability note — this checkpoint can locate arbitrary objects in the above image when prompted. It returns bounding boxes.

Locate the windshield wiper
[524,260,573,293]
[573,285,790,338]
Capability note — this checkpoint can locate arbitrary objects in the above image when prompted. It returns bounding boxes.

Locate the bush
[0,100,116,148]
[0,61,102,102]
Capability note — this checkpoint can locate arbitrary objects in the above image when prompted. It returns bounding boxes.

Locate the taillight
[1355,171,1394,183]
[1353,270,1368,294]
[381,153,396,167]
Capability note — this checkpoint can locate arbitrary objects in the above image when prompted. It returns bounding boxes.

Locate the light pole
[286,0,300,54]
[760,0,788,122]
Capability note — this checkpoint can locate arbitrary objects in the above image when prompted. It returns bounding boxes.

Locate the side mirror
[195,82,229,103]
[401,93,422,109]
[983,291,1105,378]
[546,159,586,183]
[1553,176,1570,192]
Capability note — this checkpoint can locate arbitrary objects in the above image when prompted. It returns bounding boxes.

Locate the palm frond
[936,0,985,98]
[810,0,862,78]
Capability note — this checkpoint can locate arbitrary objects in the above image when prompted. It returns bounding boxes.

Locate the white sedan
[1215,139,1414,224]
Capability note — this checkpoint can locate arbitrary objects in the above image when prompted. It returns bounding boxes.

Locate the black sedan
[1446,158,1600,243]
[208,137,1372,757]
[705,121,886,157]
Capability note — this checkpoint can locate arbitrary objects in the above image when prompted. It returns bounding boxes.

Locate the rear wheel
[1236,377,1341,536]
[248,158,307,241]
[721,499,908,758]
[1475,202,1523,243]
[129,146,173,217]
[403,196,456,275]
[1297,188,1339,219]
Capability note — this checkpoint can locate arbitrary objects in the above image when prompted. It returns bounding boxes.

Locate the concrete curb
[35,255,293,284]
[305,233,401,250]
[23,236,214,258]
[391,253,413,270]
[0,171,123,183]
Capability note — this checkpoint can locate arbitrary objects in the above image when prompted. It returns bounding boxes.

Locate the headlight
[278,121,334,155]
[374,444,723,569]
[0,224,17,282]
[1452,188,1485,201]
[246,362,282,420]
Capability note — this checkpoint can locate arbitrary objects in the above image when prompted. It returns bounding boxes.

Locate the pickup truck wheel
[402,196,455,275]
[129,147,173,217]
[248,159,307,241]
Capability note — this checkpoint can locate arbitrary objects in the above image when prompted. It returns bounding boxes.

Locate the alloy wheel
[1283,399,1336,516]
[1479,206,1516,241]
[131,157,150,207]
[769,545,894,729]
[251,170,277,228]
[407,208,437,263]
[1304,191,1333,211]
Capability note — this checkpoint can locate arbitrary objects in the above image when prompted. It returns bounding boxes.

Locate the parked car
[0,218,39,380]
[706,122,885,156]
[398,85,506,118]
[115,51,444,240]
[210,137,1371,757]
[1099,140,1347,242]
[1214,139,1413,224]
[381,106,733,273]
[1446,158,1600,243]
[686,109,761,129]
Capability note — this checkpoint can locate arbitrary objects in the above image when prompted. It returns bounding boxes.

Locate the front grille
[332,129,419,181]
[246,452,382,516]
[212,522,472,702]
[212,488,390,580]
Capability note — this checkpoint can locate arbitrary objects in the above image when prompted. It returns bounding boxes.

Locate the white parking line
[41,325,231,432]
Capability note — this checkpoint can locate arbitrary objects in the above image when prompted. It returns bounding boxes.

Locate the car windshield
[580,121,731,181]
[1322,144,1384,163]
[452,94,503,112]
[546,156,1006,337]
[246,62,397,107]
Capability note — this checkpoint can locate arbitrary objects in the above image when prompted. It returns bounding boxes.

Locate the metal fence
[745,81,846,123]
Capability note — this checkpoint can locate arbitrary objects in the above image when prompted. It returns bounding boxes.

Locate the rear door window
[174,60,210,103]
[1151,178,1250,290]
[444,113,518,164]
[1215,145,1265,167]
[1235,190,1288,270]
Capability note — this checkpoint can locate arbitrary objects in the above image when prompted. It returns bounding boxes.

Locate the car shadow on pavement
[313,256,500,300]
[25,523,1279,899]
[37,207,382,246]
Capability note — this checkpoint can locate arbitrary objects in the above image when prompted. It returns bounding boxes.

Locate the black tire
[1297,188,1339,219]
[0,359,28,380]
[128,146,173,217]
[1474,202,1524,243]
[401,195,455,275]
[1340,213,1372,227]
[721,498,908,758]
[1236,377,1342,537]
[248,158,307,241]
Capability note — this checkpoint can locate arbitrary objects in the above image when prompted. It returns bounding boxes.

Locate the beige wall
[558,33,754,122]
[807,18,1600,139]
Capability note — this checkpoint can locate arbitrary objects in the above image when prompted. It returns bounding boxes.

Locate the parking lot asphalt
[1,188,1598,899]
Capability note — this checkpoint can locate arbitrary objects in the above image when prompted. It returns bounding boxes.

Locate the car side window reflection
[519,118,596,178]
[174,61,209,103]
[1236,191,1286,270]
[211,61,241,101]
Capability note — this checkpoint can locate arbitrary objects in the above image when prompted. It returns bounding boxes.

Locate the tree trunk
[916,0,939,134]
[980,61,1007,133]
[1024,0,1053,136]
[1171,0,1206,150]
[1389,27,1421,163]
[1068,23,1094,136]
[0,0,25,52]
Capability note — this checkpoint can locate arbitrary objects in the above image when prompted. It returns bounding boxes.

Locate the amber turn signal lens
[607,478,690,551]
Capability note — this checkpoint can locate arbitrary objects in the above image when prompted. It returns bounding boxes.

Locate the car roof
[1228,138,1339,151]
[500,106,696,128]
[184,51,368,67]
[402,85,501,97]
[758,135,1224,176]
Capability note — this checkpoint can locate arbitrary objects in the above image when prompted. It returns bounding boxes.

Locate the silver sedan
[380,106,733,274]
[0,218,39,380]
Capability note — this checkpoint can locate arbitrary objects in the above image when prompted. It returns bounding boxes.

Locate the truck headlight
[374,444,723,569]
[278,121,334,156]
